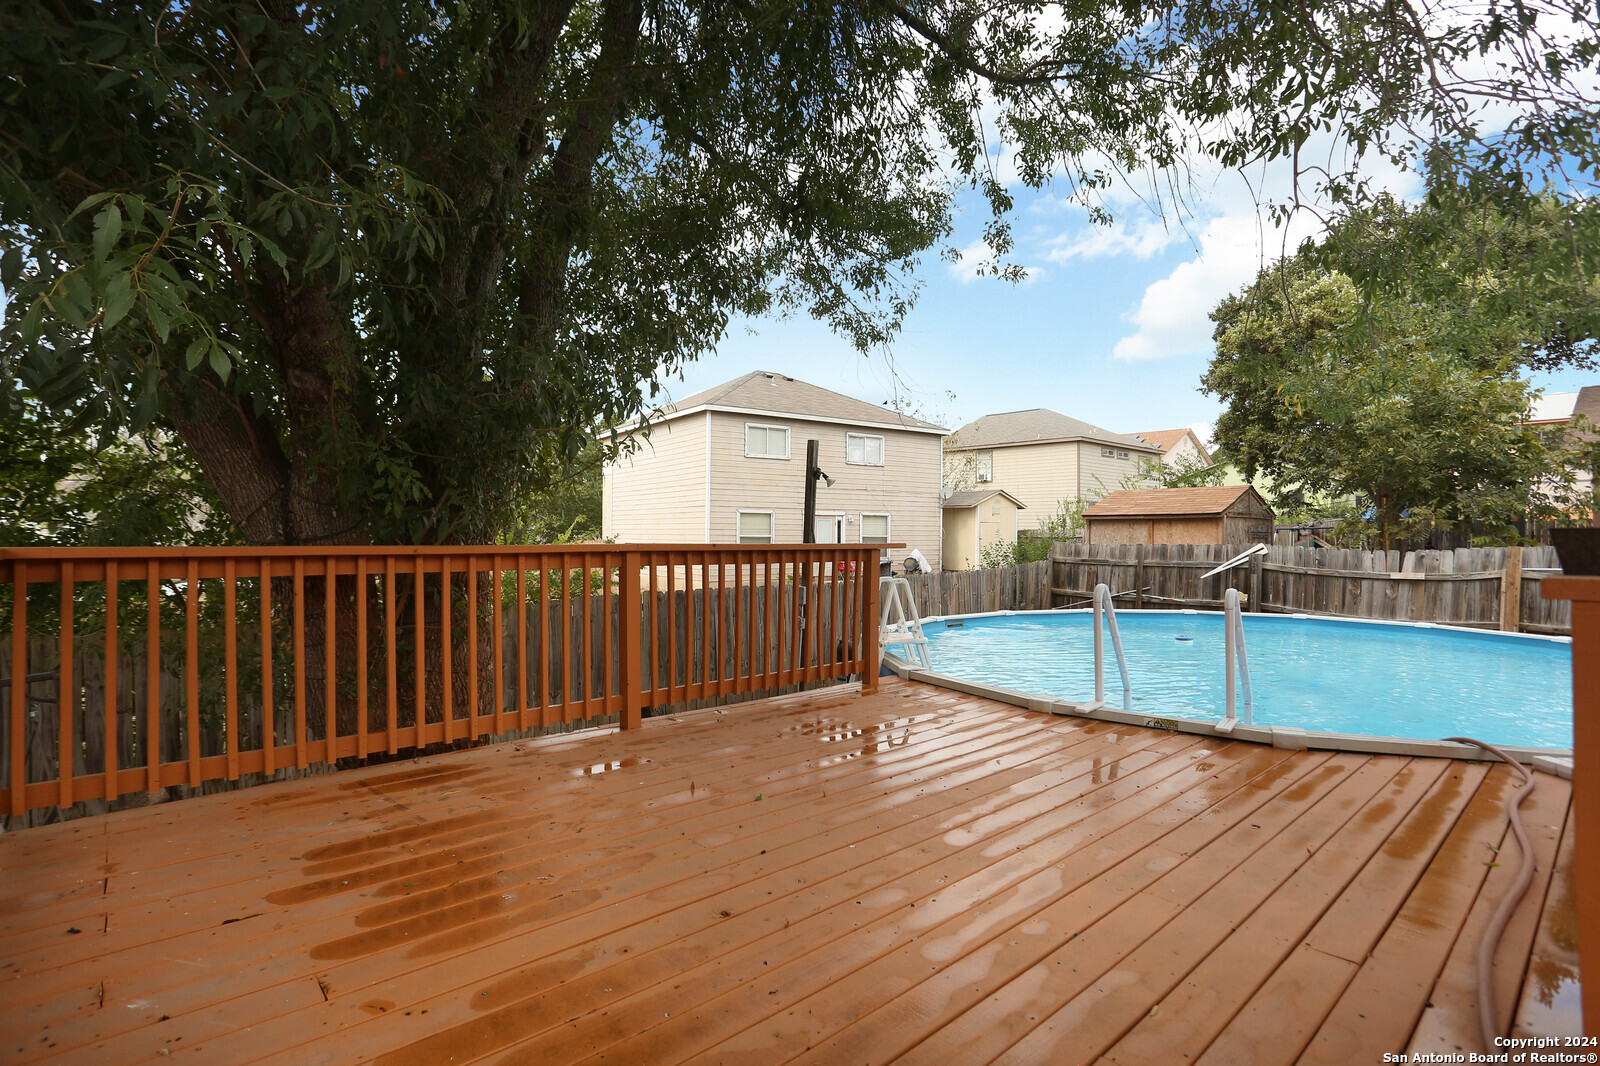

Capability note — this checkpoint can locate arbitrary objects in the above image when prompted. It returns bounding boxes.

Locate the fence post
[1249,550,1263,613]
[1499,546,1523,632]
[1134,544,1146,610]
[620,551,643,729]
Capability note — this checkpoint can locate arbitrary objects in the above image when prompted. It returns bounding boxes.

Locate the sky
[649,159,1599,446]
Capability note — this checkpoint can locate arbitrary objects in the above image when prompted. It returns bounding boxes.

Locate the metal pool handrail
[1093,583,1133,710]
[1223,587,1255,726]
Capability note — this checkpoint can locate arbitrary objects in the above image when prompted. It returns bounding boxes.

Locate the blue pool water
[920,612,1574,749]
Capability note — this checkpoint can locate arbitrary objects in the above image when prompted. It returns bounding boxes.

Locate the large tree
[1203,243,1592,544]
[4,1,1597,546]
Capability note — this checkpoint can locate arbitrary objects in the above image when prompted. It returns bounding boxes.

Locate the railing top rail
[0,542,905,562]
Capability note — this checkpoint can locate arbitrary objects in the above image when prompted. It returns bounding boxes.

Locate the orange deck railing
[0,544,884,817]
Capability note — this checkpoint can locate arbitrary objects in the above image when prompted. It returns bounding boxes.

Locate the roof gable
[644,371,945,432]
[950,408,1158,452]
[1130,427,1214,464]
[942,488,1027,509]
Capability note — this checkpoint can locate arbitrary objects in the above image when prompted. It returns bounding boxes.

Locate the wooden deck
[0,676,1580,1064]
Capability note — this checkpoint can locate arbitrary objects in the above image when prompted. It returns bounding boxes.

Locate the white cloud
[1046,218,1180,263]
[945,238,1043,285]
[1109,212,1294,361]
[1106,134,1420,362]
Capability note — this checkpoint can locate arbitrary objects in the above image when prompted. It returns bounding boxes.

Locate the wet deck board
[0,676,1579,1064]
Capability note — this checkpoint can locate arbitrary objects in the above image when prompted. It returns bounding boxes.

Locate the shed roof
[942,488,1027,509]
[1082,485,1268,518]
[949,409,1157,452]
[632,371,945,433]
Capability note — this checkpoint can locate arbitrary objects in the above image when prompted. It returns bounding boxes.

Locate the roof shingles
[652,371,945,432]
[950,409,1157,452]
[1082,485,1260,517]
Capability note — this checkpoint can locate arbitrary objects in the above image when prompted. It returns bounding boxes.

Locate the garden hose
[1441,736,1538,1054]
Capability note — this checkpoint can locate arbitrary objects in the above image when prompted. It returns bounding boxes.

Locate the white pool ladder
[1093,583,1133,710]
[1219,587,1254,729]
[880,576,932,670]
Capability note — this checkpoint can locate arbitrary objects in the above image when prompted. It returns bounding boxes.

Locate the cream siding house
[603,372,948,569]
[945,409,1162,530]
[1129,427,1214,470]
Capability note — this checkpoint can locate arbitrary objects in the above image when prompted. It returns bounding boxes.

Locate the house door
[813,513,845,543]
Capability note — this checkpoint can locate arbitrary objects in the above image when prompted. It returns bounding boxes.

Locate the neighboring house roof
[1573,385,1600,425]
[948,409,1158,452]
[1528,391,1580,423]
[1082,485,1269,518]
[942,488,1027,510]
[1130,427,1214,466]
[622,371,947,435]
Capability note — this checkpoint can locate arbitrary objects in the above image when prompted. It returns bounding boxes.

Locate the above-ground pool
[919,611,1573,749]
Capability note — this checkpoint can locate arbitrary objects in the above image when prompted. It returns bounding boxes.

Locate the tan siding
[1076,441,1159,500]
[975,441,1154,530]
[985,442,1079,529]
[601,417,708,542]
[706,412,944,569]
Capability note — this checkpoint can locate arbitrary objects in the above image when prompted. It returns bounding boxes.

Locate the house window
[1117,449,1130,459]
[846,433,884,466]
[860,514,890,544]
[737,511,775,544]
[745,423,790,459]
[975,452,993,482]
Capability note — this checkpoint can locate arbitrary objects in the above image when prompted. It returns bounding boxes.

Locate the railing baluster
[441,555,453,745]
[700,554,711,700]
[8,561,24,815]
[185,559,201,785]
[647,555,659,702]
[223,559,237,781]
[538,556,550,727]
[560,557,572,719]
[492,560,504,735]
[385,556,398,754]
[58,561,74,808]
[324,556,337,764]
[582,552,594,716]
[414,555,426,742]
[106,560,121,799]
[517,559,529,730]
[667,553,679,704]
[621,552,642,729]
[259,557,273,777]
[603,555,614,714]
[357,556,369,758]
[467,555,481,737]
[292,558,306,768]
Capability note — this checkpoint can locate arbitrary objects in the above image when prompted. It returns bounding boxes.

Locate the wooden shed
[1083,485,1275,546]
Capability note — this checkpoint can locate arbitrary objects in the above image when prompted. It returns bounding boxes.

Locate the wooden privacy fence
[0,544,883,819]
[898,561,1051,618]
[1046,542,1570,634]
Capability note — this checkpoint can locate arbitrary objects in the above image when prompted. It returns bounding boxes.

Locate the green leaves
[1204,210,1592,541]
[92,203,122,262]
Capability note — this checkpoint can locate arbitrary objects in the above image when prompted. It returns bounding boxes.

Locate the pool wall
[884,607,1574,774]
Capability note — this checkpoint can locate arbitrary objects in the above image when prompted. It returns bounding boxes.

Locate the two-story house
[945,408,1162,530]
[602,371,948,569]
[1129,426,1214,470]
